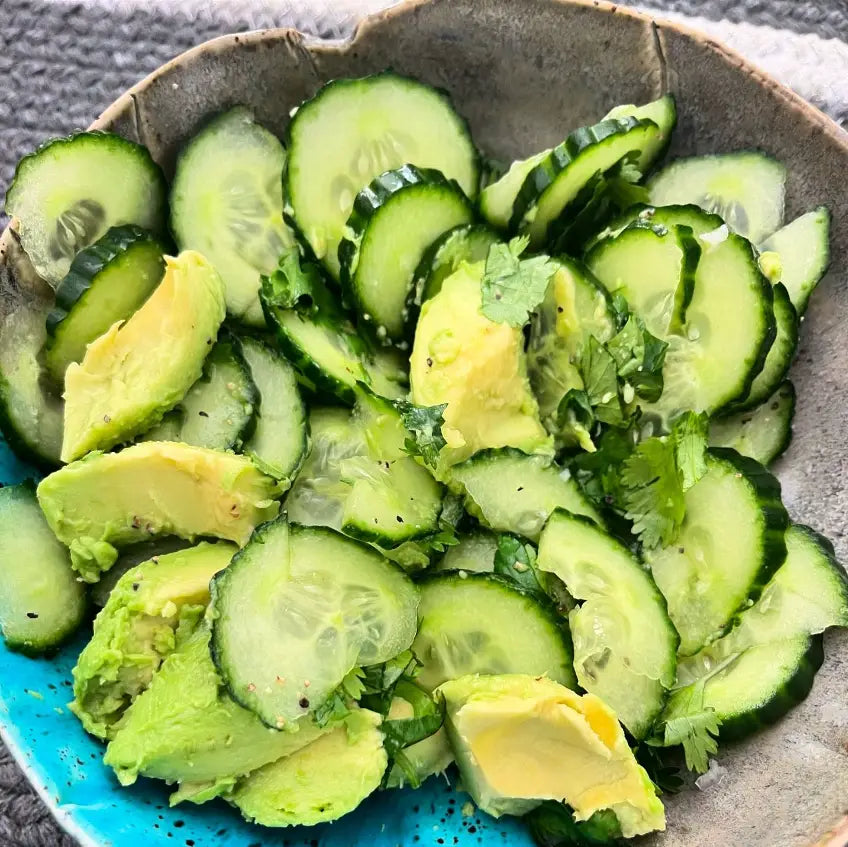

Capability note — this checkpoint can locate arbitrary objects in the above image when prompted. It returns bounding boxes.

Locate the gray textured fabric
[0,1,845,844]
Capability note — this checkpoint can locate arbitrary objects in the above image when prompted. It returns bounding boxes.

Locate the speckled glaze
[1,1,847,845]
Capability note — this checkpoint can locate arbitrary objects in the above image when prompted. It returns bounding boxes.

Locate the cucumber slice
[586,222,699,338]
[512,116,661,246]
[170,107,296,325]
[0,269,63,469]
[410,223,499,308]
[5,132,167,285]
[731,283,797,412]
[286,73,479,280]
[647,152,786,244]
[537,510,678,739]
[339,164,474,341]
[602,94,677,172]
[710,380,795,466]
[527,257,617,440]
[210,518,419,727]
[144,335,257,451]
[45,225,166,385]
[0,482,86,654]
[645,449,788,656]
[449,449,600,541]
[759,206,830,315]
[411,572,575,692]
[436,529,498,573]
[239,336,308,485]
[479,148,550,231]
[661,635,822,744]
[589,203,725,249]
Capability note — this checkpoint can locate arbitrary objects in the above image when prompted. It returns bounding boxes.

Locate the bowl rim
[2,1,848,845]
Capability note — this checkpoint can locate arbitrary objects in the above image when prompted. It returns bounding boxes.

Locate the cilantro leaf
[393,399,448,469]
[659,706,721,775]
[556,388,597,453]
[634,743,685,795]
[260,246,323,314]
[605,315,668,403]
[313,666,367,727]
[480,237,557,327]
[526,802,622,847]
[580,336,625,426]
[671,411,709,491]
[424,493,463,554]
[493,534,546,596]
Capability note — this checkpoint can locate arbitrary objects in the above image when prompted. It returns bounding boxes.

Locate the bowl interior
[2,1,848,845]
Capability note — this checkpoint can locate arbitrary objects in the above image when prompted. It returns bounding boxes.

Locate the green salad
[0,70,845,843]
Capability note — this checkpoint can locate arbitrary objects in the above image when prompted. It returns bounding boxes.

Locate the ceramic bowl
[1,1,847,845]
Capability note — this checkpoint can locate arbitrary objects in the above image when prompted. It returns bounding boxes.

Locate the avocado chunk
[71,541,236,739]
[37,441,280,582]
[104,624,328,802]
[438,674,665,837]
[61,250,226,462]
[410,261,551,467]
[230,708,387,827]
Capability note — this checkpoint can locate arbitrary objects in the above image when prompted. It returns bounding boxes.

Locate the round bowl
[1,1,847,845]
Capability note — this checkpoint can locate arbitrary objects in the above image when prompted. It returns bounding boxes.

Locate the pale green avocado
[230,708,387,827]
[438,674,665,837]
[37,441,280,582]
[61,250,227,462]
[71,541,236,739]
[104,623,329,803]
[410,261,552,468]
[384,696,453,789]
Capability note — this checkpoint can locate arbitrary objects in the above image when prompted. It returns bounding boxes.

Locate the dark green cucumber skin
[706,447,789,633]
[727,283,798,414]
[337,163,474,336]
[46,224,168,336]
[509,116,654,235]
[549,174,619,256]
[718,635,823,742]
[204,332,260,448]
[342,516,441,550]
[766,379,796,464]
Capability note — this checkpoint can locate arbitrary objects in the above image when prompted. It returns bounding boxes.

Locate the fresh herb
[634,743,685,795]
[580,336,625,426]
[260,246,323,314]
[605,315,668,404]
[653,690,722,775]
[423,492,464,554]
[380,680,446,789]
[480,236,557,327]
[493,534,547,596]
[556,388,597,453]
[313,666,367,727]
[393,399,448,469]
[526,801,622,847]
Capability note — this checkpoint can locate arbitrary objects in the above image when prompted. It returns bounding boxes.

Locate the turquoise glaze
[0,438,533,847]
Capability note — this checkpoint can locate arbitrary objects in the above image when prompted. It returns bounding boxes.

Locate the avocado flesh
[410,261,551,468]
[438,674,665,837]
[37,441,280,582]
[230,708,387,827]
[70,541,236,739]
[61,250,227,462]
[104,624,328,800]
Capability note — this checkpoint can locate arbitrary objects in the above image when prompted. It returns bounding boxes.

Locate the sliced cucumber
[645,449,788,656]
[710,380,795,466]
[5,132,167,285]
[411,572,575,692]
[0,482,86,654]
[286,73,479,280]
[410,223,499,308]
[239,336,308,485]
[759,206,830,315]
[730,283,797,412]
[449,449,600,541]
[170,107,295,324]
[588,203,725,249]
[210,518,419,727]
[436,529,498,573]
[339,164,474,341]
[144,335,257,451]
[527,257,617,440]
[45,225,166,385]
[512,116,661,246]
[538,510,677,739]
[586,222,700,338]
[479,149,550,231]
[647,152,786,244]
[602,94,677,172]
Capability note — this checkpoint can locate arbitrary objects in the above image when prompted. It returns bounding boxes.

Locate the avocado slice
[230,708,387,827]
[61,250,226,462]
[37,441,280,582]
[438,674,665,837]
[104,624,329,802]
[410,261,551,468]
[71,541,236,739]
